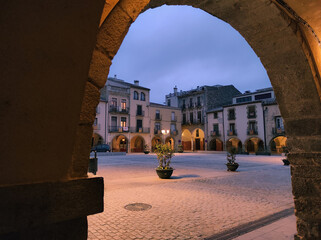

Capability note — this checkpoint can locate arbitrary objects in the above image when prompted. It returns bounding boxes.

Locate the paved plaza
[88,153,296,240]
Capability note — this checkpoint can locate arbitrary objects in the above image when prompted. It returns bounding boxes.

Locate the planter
[177,150,184,153]
[226,163,239,171]
[282,159,290,165]
[144,151,150,154]
[156,169,174,179]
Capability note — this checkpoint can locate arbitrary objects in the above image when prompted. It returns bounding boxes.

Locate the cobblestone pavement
[88,153,294,240]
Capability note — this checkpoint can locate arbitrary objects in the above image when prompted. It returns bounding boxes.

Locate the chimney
[174,85,178,94]
[134,80,139,86]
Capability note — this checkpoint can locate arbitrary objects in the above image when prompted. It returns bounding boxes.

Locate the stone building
[207,88,287,154]
[166,85,240,151]
[93,77,181,152]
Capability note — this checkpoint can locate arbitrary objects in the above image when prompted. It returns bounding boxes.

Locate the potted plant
[154,143,174,179]
[177,144,184,153]
[144,144,150,154]
[226,147,239,171]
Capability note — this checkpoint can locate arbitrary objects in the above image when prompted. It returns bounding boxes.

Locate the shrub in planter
[154,143,174,179]
[226,147,239,171]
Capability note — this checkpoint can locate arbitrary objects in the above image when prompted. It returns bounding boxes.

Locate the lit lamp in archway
[161,129,169,144]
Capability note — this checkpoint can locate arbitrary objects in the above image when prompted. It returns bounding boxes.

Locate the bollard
[88,150,98,175]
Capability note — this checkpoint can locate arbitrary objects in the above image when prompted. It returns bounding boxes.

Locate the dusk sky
[108,5,271,104]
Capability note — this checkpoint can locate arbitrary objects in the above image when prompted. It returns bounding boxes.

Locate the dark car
[92,144,111,152]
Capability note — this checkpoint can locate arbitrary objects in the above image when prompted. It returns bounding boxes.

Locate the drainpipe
[263,105,267,151]
[222,110,226,151]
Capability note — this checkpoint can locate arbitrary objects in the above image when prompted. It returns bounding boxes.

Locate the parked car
[92,144,111,152]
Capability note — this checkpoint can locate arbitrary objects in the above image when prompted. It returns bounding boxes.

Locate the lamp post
[161,129,169,144]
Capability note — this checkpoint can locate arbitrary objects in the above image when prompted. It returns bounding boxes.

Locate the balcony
[155,115,162,121]
[182,120,191,126]
[188,103,194,109]
[272,127,285,136]
[108,126,129,133]
[181,104,186,110]
[247,128,258,135]
[93,124,100,130]
[227,130,237,136]
[136,110,145,116]
[109,106,129,114]
[171,116,177,122]
[247,111,257,119]
[195,118,204,125]
[130,127,150,133]
[196,102,202,108]
[170,130,178,136]
[154,129,162,135]
[228,114,236,120]
[210,131,220,137]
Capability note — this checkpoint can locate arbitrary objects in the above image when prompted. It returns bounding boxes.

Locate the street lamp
[161,129,169,144]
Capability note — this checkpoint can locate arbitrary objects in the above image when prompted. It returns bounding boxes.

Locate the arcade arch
[151,136,162,152]
[181,129,192,151]
[165,136,175,150]
[270,136,287,154]
[92,133,104,147]
[209,138,223,151]
[226,138,242,153]
[112,135,128,152]
[191,128,205,151]
[245,137,264,153]
[130,136,145,153]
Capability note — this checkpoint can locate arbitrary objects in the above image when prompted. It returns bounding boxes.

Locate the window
[190,112,193,124]
[170,123,176,132]
[167,99,171,106]
[197,96,201,106]
[96,106,100,114]
[136,119,143,132]
[121,99,127,110]
[137,105,142,116]
[111,116,117,132]
[196,129,199,137]
[111,98,117,107]
[133,91,139,100]
[155,110,160,120]
[275,116,284,129]
[121,117,127,127]
[182,99,186,109]
[183,113,186,124]
[249,121,257,130]
[228,109,235,120]
[189,98,193,107]
[248,121,257,135]
[214,112,218,119]
[213,124,219,132]
[236,96,252,103]
[229,123,236,135]
[94,118,98,126]
[171,112,175,121]
[254,93,272,100]
[197,111,202,123]
[141,92,145,101]
[247,106,256,118]
[155,122,161,130]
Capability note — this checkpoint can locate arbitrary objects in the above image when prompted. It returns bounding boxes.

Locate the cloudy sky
[108,5,271,104]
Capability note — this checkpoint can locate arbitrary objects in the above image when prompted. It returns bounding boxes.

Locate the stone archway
[209,138,223,151]
[92,133,104,147]
[87,1,321,239]
[181,129,192,151]
[191,128,205,151]
[151,136,162,152]
[226,138,242,153]
[245,137,264,153]
[165,136,175,150]
[270,136,288,154]
[131,135,145,152]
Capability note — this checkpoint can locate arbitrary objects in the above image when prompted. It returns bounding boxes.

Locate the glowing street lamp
[161,129,169,144]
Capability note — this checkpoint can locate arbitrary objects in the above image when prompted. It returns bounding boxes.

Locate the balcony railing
[247,128,258,135]
[136,110,145,116]
[171,116,177,122]
[272,127,285,135]
[130,127,150,133]
[109,106,129,114]
[210,131,220,137]
[108,126,129,133]
[93,124,100,130]
[188,103,194,109]
[247,111,257,119]
[195,118,204,124]
[228,114,236,120]
[154,129,162,135]
[182,120,191,126]
[181,104,186,110]
[170,130,178,136]
[227,130,237,136]
[155,115,162,121]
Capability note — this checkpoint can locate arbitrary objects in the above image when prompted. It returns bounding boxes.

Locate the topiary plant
[154,143,174,170]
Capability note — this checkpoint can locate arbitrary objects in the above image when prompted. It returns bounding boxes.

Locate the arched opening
[92,133,104,147]
[165,136,175,150]
[130,135,145,153]
[209,138,223,151]
[181,129,192,151]
[226,138,242,153]
[85,1,321,240]
[112,135,128,152]
[192,128,205,151]
[270,136,288,154]
[245,137,264,153]
[151,136,162,152]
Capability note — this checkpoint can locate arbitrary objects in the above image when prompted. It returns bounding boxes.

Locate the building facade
[206,88,287,153]
[93,77,181,152]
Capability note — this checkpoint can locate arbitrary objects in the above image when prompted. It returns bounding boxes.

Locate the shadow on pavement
[171,174,200,179]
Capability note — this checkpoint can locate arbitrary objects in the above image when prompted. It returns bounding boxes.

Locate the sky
[108,5,271,104]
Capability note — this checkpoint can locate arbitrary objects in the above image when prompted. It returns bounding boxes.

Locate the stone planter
[144,151,150,154]
[156,169,174,179]
[226,163,239,171]
[282,159,290,165]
